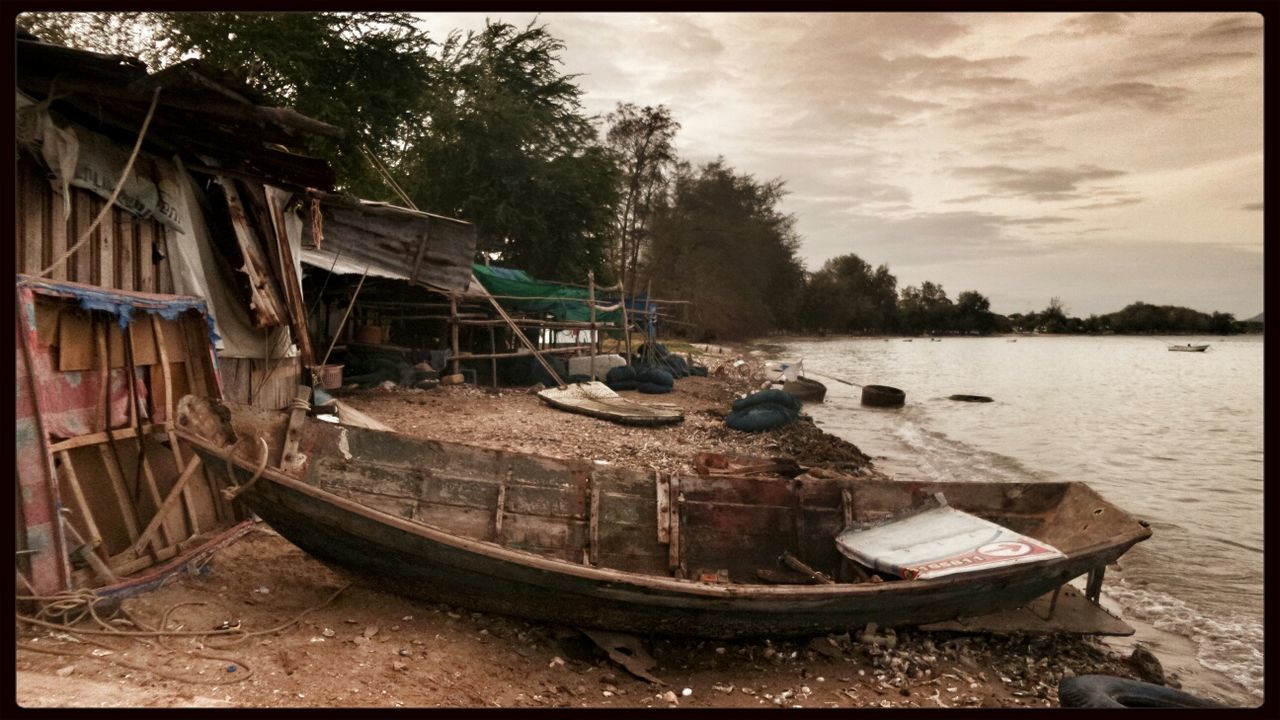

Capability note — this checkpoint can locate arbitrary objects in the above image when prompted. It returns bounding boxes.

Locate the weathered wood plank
[95,445,142,545]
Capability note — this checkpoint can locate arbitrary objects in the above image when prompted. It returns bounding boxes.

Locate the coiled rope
[16,582,352,685]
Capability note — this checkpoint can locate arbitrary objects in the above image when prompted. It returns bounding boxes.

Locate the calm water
[778,335,1264,700]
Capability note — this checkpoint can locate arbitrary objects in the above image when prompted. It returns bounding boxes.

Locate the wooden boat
[782,376,827,403]
[174,394,1151,639]
[1168,344,1209,352]
[536,381,683,426]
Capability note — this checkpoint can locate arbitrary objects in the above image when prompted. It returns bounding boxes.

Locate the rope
[221,435,270,502]
[38,87,163,278]
[16,582,353,686]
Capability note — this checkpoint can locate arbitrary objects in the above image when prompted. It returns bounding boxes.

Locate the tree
[801,254,897,333]
[604,103,680,294]
[647,159,806,339]
[400,21,621,281]
[954,290,996,335]
[156,12,435,199]
[898,281,953,334]
[1040,296,1070,333]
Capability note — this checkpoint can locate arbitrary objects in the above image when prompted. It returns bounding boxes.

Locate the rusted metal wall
[16,151,175,293]
[302,193,477,294]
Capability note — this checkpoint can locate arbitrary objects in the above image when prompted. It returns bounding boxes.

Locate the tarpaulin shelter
[470,263,656,325]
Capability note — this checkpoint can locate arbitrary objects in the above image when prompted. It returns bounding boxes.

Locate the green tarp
[472,264,625,323]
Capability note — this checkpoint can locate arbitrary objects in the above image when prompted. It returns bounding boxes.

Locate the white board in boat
[836,505,1065,580]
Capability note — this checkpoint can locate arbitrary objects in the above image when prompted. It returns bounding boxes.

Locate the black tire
[861,384,905,408]
[1058,675,1227,709]
[949,394,993,403]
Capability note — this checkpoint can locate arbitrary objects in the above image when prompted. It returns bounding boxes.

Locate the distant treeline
[786,256,1259,337]
[23,13,1260,341]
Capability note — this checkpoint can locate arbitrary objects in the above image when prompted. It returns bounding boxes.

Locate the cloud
[1191,15,1264,42]
[1069,196,1145,210]
[949,164,1127,201]
[944,194,992,204]
[1057,13,1133,36]
[1070,82,1188,111]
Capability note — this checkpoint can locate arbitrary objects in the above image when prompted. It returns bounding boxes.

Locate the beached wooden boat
[537,381,683,426]
[1168,344,1209,352]
[782,376,827,403]
[174,393,1151,638]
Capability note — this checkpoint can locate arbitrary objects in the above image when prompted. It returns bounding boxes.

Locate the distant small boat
[1007,339,1018,343]
[903,339,913,342]
[930,338,941,342]
[1168,344,1209,353]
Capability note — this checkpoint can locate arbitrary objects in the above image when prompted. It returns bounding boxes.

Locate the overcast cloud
[418,12,1263,317]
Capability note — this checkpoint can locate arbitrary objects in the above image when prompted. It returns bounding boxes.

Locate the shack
[15,29,383,597]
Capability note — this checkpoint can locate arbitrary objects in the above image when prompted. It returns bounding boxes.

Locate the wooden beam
[279,384,312,472]
[130,455,202,557]
[57,451,105,553]
[95,444,143,546]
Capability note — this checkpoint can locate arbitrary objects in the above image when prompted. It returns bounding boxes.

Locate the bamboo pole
[489,326,497,388]
[450,294,461,376]
[588,271,597,381]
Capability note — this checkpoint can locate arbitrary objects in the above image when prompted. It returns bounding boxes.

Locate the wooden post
[450,294,461,376]
[588,271,597,381]
[620,289,632,366]
[489,326,498,388]
[279,384,312,472]
[644,278,653,345]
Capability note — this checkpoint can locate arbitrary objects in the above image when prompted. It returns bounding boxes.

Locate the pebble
[681,688,692,697]
[56,666,75,677]
[321,628,335,638]
[662,690,678,703]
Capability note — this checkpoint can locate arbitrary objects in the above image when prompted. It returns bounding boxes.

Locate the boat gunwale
[179,427,1152,601]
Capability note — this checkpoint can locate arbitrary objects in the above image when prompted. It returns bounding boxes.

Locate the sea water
[778,335,1264,701]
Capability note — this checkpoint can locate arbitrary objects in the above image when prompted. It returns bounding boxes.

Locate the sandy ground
[14,348,1250,709]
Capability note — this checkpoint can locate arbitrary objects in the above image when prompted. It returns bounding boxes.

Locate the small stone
[322,628,335,638]
[662,690,678,703]
[681,688,692,697]
[715,647,726,655]
[56,666,75,677]
[363,626,379,639]
[550,656,565,668]
[392,661,408,672]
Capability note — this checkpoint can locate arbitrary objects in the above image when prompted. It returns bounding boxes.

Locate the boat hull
[178,395,1150,639]
[198,453,1141,638]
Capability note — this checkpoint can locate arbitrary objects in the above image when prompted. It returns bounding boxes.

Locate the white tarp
[836,504,1065,580]
[158,158,296,359]
[16,103,185,233]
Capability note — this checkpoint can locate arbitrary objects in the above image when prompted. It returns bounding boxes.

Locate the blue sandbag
[637,382,673,394]
[725,402,799,432]
[606,365,637,383]
[732,388,802,414]
[690,365,709,377]
[663,355,690,378]
[635,367,674,388]
[607,379,640,391]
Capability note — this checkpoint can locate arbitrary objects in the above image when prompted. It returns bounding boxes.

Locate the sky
[417,12,1264,318]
